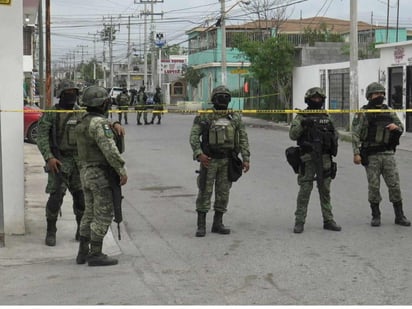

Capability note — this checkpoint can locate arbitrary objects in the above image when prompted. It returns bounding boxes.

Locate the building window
[173,82,183,95]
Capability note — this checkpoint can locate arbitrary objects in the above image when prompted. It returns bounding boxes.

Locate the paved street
[2,112,412,305]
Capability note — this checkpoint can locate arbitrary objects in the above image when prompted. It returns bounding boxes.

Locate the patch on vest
[102,123,114,138]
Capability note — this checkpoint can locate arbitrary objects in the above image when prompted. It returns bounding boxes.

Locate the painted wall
[293,58,380,110]
[0,2,25,234]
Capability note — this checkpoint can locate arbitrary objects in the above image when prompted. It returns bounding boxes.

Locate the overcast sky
[50,0,412,64]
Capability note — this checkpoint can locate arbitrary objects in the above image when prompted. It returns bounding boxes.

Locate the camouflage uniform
[289,87,341,233]
[190,112,250,212]
[135,86,148,125]
[116,90,130,124]
[352,82,410,227]
[37,81,84,246]
[76,114,126,243]
[151,87,163,124]
[190,85,250,236]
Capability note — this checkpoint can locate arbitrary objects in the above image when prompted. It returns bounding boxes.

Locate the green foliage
[233,34,295,92]
[80,60,104,84]
[302,23,344,46]
[182,66,205,89]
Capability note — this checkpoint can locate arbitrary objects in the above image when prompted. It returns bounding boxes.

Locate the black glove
[301,117,314,128]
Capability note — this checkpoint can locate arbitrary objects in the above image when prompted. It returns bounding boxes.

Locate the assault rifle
[108,167,123,240]
[196,119,211,192]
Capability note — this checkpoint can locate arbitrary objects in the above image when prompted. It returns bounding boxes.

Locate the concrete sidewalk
[0,143,120,266]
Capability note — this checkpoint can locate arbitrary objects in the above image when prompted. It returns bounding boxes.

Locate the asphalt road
[4,112,411,306]
[116,112,412,305]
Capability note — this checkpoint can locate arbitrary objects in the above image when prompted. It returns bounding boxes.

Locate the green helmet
[56,79,79,98]
[365,82,385,99]
[81,86,109,107]
[304,87,326,101]
[211,85,231,101]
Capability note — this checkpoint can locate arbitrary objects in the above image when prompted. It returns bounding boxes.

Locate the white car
[109,87,124,105]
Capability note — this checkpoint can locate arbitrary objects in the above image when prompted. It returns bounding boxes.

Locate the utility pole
[109,17,114,88]
[220,0,250,86]
[88,32,99,81]
[38,0,45,108]
[349,0,359,130]
[45,0,52,106]
[155,33,166,88]
[221,0,227,86]
[127,15,132,90]
[138,0,164,91]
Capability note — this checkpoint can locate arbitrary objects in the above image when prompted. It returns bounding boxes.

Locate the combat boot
[76,236,90,265]
[393,201,411,226]
[195,211,206,237]
[293,222,304,233]
[88,240,118,266]
[45,219,57,246]
[211,211,231,234]
[323,220,342,231]
[370,203,381,226]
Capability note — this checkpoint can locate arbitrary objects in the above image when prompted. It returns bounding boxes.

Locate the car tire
[26,122,39,144]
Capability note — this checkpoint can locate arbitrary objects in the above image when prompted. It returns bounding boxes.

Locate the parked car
[109,87,124,105]
[24,104,42,144]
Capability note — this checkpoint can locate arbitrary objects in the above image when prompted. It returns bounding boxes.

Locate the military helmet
[365,82,385,99]
[211,85,231,101]
[81,86,109,107]
[304,87,326,101]
[56,79,79,98]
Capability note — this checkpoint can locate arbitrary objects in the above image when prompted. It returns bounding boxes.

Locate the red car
[24,105,42,144]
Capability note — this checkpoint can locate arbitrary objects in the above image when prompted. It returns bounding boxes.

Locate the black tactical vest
[297,113,338,156]
[363,104,393,145]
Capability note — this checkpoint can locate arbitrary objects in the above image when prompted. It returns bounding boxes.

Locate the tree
[81,59,104,84]
[233,33,295,120]
[182,66,204,89]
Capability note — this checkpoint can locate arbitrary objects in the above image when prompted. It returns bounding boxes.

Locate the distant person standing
[116,88,130,124]
[135,85,148,125]
[289,87,341,234]
[190,85,250,237]
[75,86,127,266]
[151,86,163,125]
[37,79,85,246]
[352,82,410,227]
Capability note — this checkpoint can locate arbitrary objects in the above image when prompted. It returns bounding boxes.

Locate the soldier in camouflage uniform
[189,85,250,237]
[289,87,341,233]
[75,86,128,266]
[37,79,85,246]
[135,85,148,125]
[352,82,410,227]
[116,88,130,124]
[150,86,163,125]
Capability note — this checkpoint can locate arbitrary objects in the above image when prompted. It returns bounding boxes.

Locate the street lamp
[220,0,250,86]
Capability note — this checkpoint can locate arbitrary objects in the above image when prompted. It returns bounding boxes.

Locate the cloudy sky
[50,0,412,64]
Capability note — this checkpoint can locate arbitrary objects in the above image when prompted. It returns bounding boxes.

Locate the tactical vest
[297,113,338,155]
[117,93,129,106]
[76,113,113,165]
[208,115,236,151]
[54,106,81,153]
[363,104,393,145]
